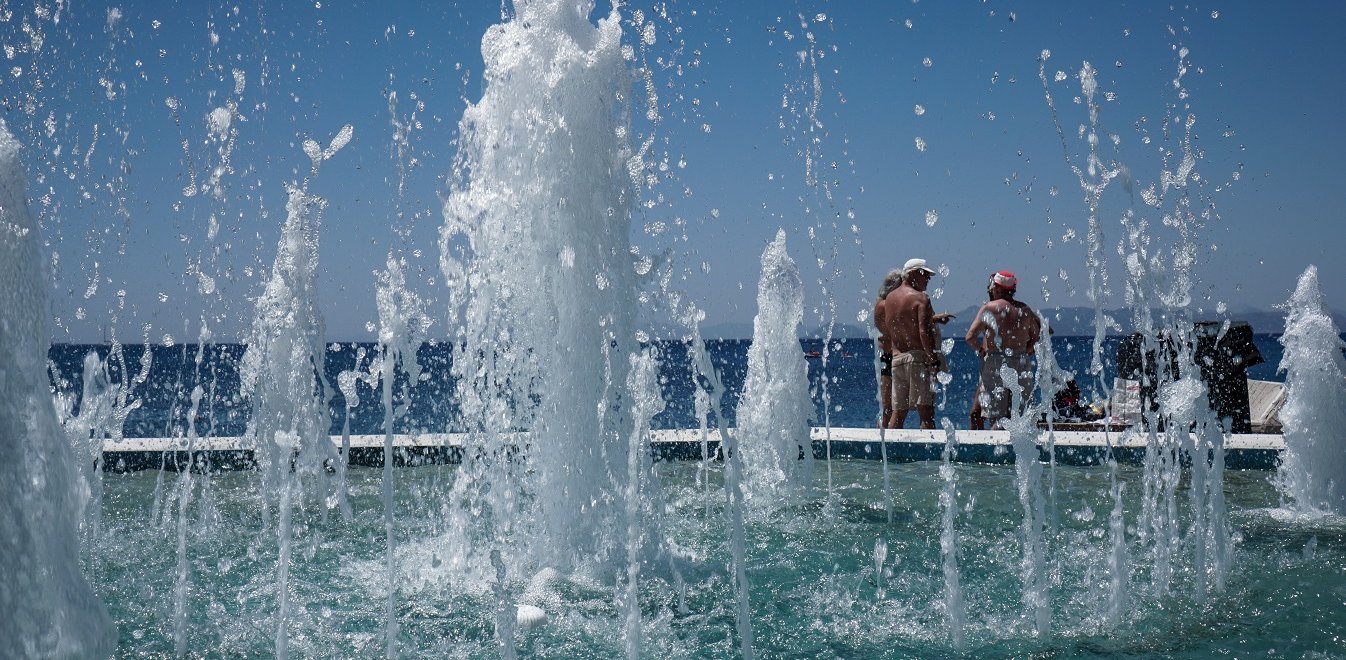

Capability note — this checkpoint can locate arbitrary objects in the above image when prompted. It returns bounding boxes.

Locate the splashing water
[1005,369,1050,638]
[621,348,667,658]
[938,418,966,651]
[239,181,337,658]
[688,329,755,658]
[5,4,1340,657]
[57,351,117,544]
[0,119,115,658]
[436,1,656,654]
[373,254,433,657]
[1276,266,1346,515]
[737,229,815,508]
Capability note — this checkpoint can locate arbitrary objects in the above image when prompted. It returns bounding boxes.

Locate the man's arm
[873,298,886,336]
[1027,310,1042,355]
[965,304,989,356]
[917,295,937,359]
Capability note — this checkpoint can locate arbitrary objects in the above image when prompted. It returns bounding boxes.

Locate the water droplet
[925,210,938,227]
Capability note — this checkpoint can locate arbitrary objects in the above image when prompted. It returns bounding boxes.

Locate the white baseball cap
[902,258,936,276]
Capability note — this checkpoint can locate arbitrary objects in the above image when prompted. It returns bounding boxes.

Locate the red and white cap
[990,270,1017,292]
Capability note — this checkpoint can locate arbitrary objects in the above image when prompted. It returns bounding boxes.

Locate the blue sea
[48,334,1296,439]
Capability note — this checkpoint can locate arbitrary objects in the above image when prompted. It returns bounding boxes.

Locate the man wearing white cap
[877,258,947,429]
[964,270,1041,428]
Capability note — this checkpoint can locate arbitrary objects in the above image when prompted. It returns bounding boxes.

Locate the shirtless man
[964,270,1042,429]
[872,270,904,428]
[879,258,948,429]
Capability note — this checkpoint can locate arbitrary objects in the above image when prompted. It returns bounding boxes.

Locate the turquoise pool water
[94,459,1346,657]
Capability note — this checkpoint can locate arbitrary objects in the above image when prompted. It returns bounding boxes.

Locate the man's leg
[988,387,1010,430]
[981,357,1011,430]
[890,358,913,429]
[917,361,937,429]
[917,405,936,430]
[1015,358,1036,417]
[879,374,893,429]
[888,408,908,429]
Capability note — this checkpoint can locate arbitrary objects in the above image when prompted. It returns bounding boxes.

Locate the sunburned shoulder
[981,299,1012,314]
[891,287,928,303]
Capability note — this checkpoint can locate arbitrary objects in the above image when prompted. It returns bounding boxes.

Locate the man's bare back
[967,298,1041,357]
[965,271,1041,427]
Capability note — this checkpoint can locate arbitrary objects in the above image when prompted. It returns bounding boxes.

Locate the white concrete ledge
[97,427,1285,472]
[804,427,1287,451]
[98,428,1287,452]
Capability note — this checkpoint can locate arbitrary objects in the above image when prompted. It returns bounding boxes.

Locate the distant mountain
[693,305,1344,341]
[1038,306,1317,337]
[999,305,1344,337]
[801,323,871,339]
[1219,310,1289,336]
[700,321,875,340]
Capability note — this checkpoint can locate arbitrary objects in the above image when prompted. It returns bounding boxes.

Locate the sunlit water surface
[94,460,1346,657]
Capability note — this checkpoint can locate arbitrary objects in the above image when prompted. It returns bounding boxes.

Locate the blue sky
[3,1,1342,342]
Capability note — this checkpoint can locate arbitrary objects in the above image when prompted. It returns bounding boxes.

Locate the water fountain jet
[737,229,814,509]
[1277,265,1346,515]
[0,119,115,659]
